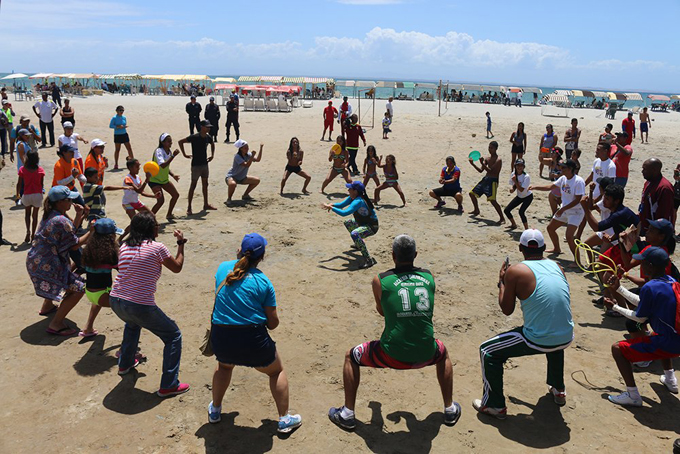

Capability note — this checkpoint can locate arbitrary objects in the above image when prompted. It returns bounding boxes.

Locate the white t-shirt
[122,173,141,205]
[58,133,81,160]
[555,174,586,210]
[596,199,615,238]
[386,101,393,117]
[33,100,57,123]
[154,147,170,165]
[509,172,532,198]
[591,158,617,198]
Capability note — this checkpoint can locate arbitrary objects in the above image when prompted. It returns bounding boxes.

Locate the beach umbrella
[671,95,680,100]
[580,90,595,98]
[607,92,626,101]
[554,89,573,96]
[624,93,642,101]
[29,73,54,79]
[591,91,608,98]
[648,94,670,101]
[462,84,482,92]
[214,77,237,83]
[521,87,542,94]
[2,73,29,80]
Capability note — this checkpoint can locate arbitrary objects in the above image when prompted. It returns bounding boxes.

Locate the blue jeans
[110,296,182,390]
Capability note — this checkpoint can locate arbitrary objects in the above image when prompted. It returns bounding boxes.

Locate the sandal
[46,326,78,336]
[78,330,99,338]
[39,306,58,316]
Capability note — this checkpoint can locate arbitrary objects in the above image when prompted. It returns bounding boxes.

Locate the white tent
[2,73,29,80]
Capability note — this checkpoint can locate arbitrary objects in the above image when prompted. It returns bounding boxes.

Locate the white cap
[234,139,248,149]
[519,229,545,248]
[63,121,74,128]
[90,138,106,149]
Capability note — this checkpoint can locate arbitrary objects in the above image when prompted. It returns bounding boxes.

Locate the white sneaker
[634,360,652,368]
[607,391,642,407]
[660,376,679,394]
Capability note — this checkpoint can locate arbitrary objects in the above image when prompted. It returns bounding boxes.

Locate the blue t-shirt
[442,166,461,192]
[332,196,379,227]
[212,260,276,326]
[636,277,680,353]
[109,115,127,135]
[597,204,639,237]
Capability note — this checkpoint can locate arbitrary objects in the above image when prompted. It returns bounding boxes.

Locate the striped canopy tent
[99,73,142,80]
[375,81,394,88]
[624,93,642,101]
[303,77,331,84]
[416,83,438,89]
[214,77,236,83]
[462,84,482,91]
[648,94,670,102]
[142,75,163,80]
[572,90,595,97]
[554,89,573,96]
[29,73,54,79]
[180,75,209,81]
[338,80,355,87]
[394,81,416,98]
[282,76,303,84]
[355,81,376,88]
[260,76,283,84]
[481,85,502,92]
[521,87,542,94]
[507,87,524,93]
[607,92,626,101]
[1,73,29,80]
[591,91,608,98]
[542,93,570,104]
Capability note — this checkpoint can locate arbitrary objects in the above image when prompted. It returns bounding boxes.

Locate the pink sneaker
[157,383,190,398]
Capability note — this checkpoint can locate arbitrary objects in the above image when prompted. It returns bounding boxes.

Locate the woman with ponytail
[208,233,302,434]
[322,181,380,269]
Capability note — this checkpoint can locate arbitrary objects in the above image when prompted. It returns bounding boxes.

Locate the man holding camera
[474,229,574,419]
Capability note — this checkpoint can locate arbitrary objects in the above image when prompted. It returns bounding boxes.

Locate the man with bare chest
[469,141,505,224]
[639,107,651,144]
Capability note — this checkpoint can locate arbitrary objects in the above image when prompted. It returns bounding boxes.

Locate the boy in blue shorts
[604,247,680,406]
[382,112,391,139]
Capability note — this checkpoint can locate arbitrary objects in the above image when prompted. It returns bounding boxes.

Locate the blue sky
[2,0,679,92]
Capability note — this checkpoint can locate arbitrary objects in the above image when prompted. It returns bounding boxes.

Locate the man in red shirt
[621,111,635,146]
[345,114,366,176]
[321,101,338,141]
[610,132,633,187]
[639,158,674,234]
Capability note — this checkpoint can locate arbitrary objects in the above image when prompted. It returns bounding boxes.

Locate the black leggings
[503,194,533,224]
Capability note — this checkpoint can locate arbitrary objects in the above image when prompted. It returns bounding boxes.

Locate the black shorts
[114,133,130,144]
[285,165,302,174]
[211,323,277,367]
[511,144,525,155]
[432,186,461,197]
[148,181,164,188]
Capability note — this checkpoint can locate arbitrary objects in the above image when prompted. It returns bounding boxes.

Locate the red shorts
[618,335,680,362]
[350,339,447,369]
[122,201,145,211]
[601,245,627,275]
[324,120,334,129]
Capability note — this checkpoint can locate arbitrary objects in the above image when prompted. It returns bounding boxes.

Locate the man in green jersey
[328,234,462,430]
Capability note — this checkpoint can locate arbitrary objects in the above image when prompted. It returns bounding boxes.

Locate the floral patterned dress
[26,211,84,300]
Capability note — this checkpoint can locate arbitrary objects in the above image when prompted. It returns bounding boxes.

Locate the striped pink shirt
[110,241,172,305]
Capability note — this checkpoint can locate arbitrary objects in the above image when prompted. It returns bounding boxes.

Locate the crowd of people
[1,92,679,446]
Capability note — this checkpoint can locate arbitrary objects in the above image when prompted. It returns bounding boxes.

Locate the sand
[0,94,679,453]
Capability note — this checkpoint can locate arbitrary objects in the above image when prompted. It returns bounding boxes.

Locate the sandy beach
[1,94,679,453]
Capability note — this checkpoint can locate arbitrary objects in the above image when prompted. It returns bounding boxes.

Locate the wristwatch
[177,239,187,245]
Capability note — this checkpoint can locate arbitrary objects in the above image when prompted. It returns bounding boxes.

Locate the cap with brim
[48,185,80,202]
[20,115,29,122]
[346,181,365,192]
[632,246,669,267]
[190,95,196,99]
[514,158,526,166]
[58,144,76,155]
[209,96,215,101]
[200,119,212,128]
[1,100,8,105]
[90,138,106,149]
[18,129,30,137]
[234,139,248,149]
[63,121,74,129]
[241,233,268,259]
[520,229,545,248]
[596,176,615,190]
[648,218,674,237]
[94,218,124,235]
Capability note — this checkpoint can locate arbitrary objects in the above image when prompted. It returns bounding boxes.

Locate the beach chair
[278,98,290,112]
[291,96,300,108]
[254,99,266,111]
[244,98,254,111]
[267,98,278,111]
[302,100,313,108]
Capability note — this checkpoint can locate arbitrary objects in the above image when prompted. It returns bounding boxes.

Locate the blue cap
[648,219,674,237]
[47,185,80,202]
[94,218,124,235]
[632,246,669,267]
[58,144,76,155]
[346,181,365,192]
[241,233,268,259]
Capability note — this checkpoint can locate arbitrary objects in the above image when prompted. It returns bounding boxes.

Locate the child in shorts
[121,158,155,221]
[382,112,391,139]
[374,154,406,206]
[362,146,382,188]
[17,151,45,243]
[79,217,123,337]
[486,112,494,139]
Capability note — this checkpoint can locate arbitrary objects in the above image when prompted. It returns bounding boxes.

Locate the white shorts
[21,193,43,208]
[553,207,584,226]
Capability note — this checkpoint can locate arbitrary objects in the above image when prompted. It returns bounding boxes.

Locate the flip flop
[38,306,58,316]
[46,327,78,336]
[78,330,99,338]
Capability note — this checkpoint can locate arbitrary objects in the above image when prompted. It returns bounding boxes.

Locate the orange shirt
[52,157,79,189]
[84,153,106,185]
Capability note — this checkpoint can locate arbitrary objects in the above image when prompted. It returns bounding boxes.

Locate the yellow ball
[143,161,160,177]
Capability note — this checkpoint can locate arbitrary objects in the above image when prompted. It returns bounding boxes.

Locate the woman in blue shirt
[208,233,302,434]
[323,181,379,269]
[109,105,134,170]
